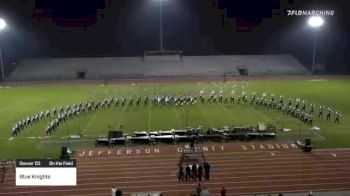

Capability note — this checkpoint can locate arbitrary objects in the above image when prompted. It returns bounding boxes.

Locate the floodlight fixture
[0,18,6,31]
[308,16,324,28]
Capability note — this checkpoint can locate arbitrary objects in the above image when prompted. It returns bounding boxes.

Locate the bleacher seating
[8,55,308,81]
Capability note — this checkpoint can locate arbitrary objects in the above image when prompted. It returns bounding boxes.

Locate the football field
[1,78,349,159]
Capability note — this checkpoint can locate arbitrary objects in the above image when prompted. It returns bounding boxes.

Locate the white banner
[16,167,76,186]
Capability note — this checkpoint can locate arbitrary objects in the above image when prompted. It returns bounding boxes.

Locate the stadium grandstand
[8,54,308,81]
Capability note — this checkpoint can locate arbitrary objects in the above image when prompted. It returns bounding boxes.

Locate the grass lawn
[0,79,349,159]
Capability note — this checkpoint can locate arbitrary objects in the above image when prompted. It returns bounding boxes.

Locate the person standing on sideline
[192,163,197,181]
[198,164,203,181]
[221,187,226,196]
[111,187,116,196]
[178,166,184,182]
[204,162,208,180]
[204,162,211,180]
[186,164,191,182]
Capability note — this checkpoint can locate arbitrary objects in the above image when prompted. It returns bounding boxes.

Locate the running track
[1,142,350,196]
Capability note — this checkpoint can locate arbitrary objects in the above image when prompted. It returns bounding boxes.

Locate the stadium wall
[7,55,308,81]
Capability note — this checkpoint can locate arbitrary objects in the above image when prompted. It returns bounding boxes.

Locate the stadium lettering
[282,144,289,149]
[290,143,298,149]
[177,145,224,153]
[241,143,298,151]
[260,145,265,150]
[78,143,298,157]
[211,146,216,151]
[79,145,226,157]
[78,148,161,157]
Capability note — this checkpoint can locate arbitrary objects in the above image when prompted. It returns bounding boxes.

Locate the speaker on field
[108,130,123,139]
[60,146,70,159]
[305,139,311,146]
[304,146,312,152]
[304,139,312,153]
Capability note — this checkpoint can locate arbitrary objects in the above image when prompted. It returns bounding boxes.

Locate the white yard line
[0,104,15,113]
[173,107,183,128]
[195,104,214,127]
[81,113,98,134]
[148,105,151,131]
[117,105,129,129]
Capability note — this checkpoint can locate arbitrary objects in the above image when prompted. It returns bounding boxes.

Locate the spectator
[220,187,226,196]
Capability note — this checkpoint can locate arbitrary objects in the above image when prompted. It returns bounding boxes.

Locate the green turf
[0,79,349,159]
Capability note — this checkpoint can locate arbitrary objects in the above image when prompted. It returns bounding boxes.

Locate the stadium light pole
[0,18,6,81]
[308,16,324,74]
[158,0,164,52]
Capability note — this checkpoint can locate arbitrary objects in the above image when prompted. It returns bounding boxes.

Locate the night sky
[0,0,349,73]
